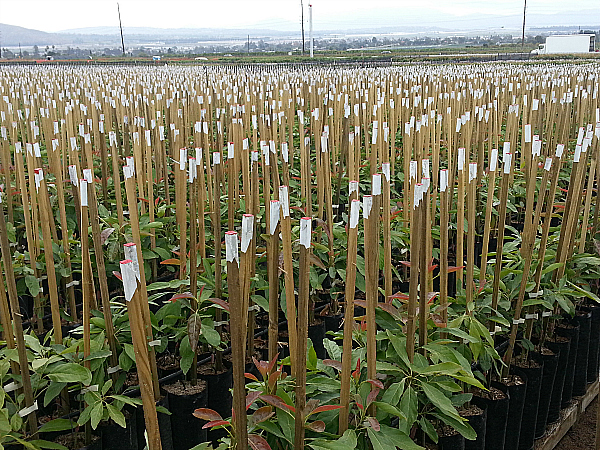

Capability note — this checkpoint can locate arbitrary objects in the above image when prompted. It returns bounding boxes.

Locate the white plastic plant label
[225,231,239,265]
[372,174,382,196]
[440,170,448,192]
[490,148,498,172]
[422,159,430,178]
[80,180,88,207]
[524,124,531,143]
[574,144,581,163]
[269,200,280,235]
[503,142,511,160]
[120,259,137,302]
[124,243,141,281]
[503,153,512,174]
[350,199,360,229]
[279,185,290,218]
[469,163,477,183]
[544,157,552,171]
[188,158,196,182]
[556,144,564,158]
[299,217,311,249]
[458,148,465,171]
[126,156,135,175]
[213,152,221,166]
[281,142,289,163]
[349,180,359,195]
[363,195,373,218]
[69,165,78,186]
[410,160,417,181]
[83,169,93,184]
[241,214,254,253]
[382,163,390,182]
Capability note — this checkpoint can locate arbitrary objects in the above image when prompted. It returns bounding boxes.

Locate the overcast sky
[1,0,599,33]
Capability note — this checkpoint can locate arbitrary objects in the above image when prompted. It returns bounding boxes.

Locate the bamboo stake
[279,185,298,377]
[225,232,248,450]
[120,257,162,450]
[295,218,311,450]
[339,199,360,434]
[0,194,38,437]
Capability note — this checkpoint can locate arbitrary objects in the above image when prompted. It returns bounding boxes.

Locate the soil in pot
[534,347,558,439]
[500,370,527,450]
[460,404,486,450]
[513,354,544,450]
[572,310,592,397]
[54,432,101,450]
[556,321,580,407]
[198,360,233,445]
[156,352,181,379]
[438,425,465,450]
[545,335,571,424]
[472,383,509,450]
[163,380,208,450]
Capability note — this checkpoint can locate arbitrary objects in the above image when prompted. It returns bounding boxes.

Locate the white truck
[532,34,596,55]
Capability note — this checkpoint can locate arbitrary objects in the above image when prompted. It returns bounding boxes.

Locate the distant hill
[0,23,122,47]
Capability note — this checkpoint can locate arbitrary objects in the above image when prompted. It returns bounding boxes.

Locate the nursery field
[0,61,599,450]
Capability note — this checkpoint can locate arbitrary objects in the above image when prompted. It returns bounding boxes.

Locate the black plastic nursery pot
[198,361,233,444]
[99,408,138,450]
[555,320,580,408]
[572,309,592,397]
[162,380,208,450]
[586,303,600,384]
[438,430,465,450]
[534,347,559,440]
[324,313,344,332]
[135,395,174,450]
[502,368,528,450]
[308,319,327,359]
[515,352,544,450]
[545,335,571,425]
[472,382,509,450]
[463,403,486,450]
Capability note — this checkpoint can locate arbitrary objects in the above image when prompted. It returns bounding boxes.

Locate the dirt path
[555,397,597,449]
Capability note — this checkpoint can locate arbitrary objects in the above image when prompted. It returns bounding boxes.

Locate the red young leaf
[322,359,343,371]
[112,271,123,281]
[248,434,272,450]
[245,373,259,381]
[160,258,182,265]
[354,299,367,309]
[246,391,261,410]
[193,408,223,422]
[202,420,229,429]
[366,379,384,389]
[367,417,381,431]
[170,292,197,302]
[311,405,344,415]
[377,302,400,317]
[259,394,296,413]
[305,420,326,432]
[251,406,274,425]
[389,292,410,301]
[366,387,380,406]
[400,261,411,267]
[268,371,281,391]
[446,265,465,273]
[206,297,230,312]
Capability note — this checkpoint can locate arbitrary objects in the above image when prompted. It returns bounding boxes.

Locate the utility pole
[117,2,126,56]
[247,35,250,55]
[521,0,527,50]
[309,3,313,58]
[301,0,305,55]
